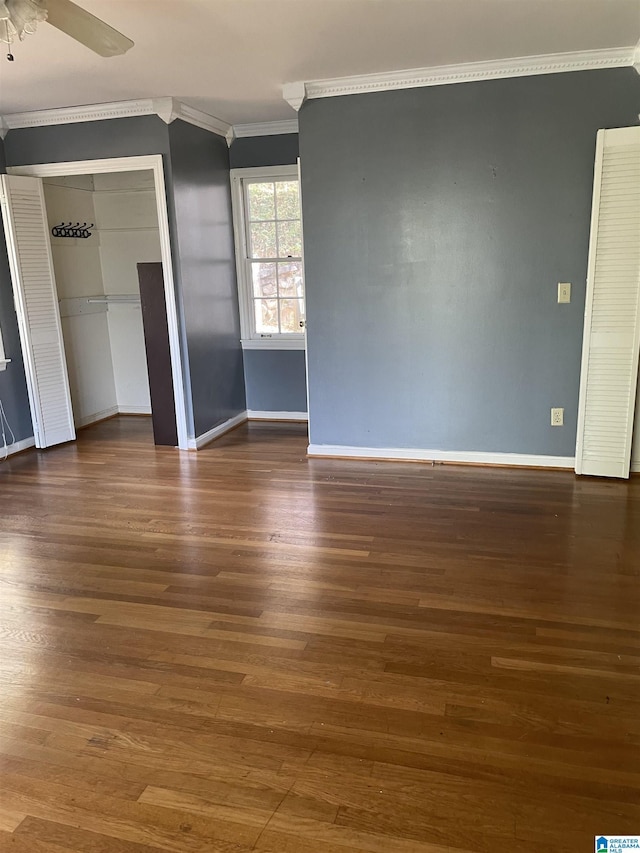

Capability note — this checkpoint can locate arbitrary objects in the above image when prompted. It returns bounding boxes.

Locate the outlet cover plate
[551,407,564,426]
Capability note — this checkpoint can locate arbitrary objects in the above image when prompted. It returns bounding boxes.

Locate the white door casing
[575,126,640,479]
[632,359,640,472]
[0,174,76,448]
[6,155,190,450]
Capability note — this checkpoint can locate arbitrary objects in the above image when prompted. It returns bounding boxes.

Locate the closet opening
[43,170,176,446]
[1,155,188,451]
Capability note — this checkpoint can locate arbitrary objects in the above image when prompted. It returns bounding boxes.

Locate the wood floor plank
[0,829,78,853]
[0,807,27,834]
[1,417,639,852]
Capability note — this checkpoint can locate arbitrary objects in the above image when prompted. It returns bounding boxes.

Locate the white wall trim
[232,120,299,138]
[75,406,151,428]
[633,38,640,75]
[1,99,159,135]
[0,98,233,145]
[248,411,308,422]
[307,444,575,469]
[187,411,248,450]
[2,436,36,458]
[241,338,305,350]
[118,405,152,415]
[75,406,119,428]
[6,155,191,451]
[230,165,300,180]
[161,99,234,146]
[282,83,308,112]
[283,45,637,109]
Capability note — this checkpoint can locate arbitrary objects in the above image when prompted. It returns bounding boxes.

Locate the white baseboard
[118,405,152,415]
[307,444,575,470]
[632,461,640,474]
[3,436,36,458]
[75,405,151,429]
[75,406,119,428]
[187,411,248,450]
[247,410,308,422]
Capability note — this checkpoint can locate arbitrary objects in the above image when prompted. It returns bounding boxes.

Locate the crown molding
[1,98,159,132]
[283,45,638,109]
[282,82,308,112]
[161,98,234,146]
[0,97,234,145]
[232,119,299,138]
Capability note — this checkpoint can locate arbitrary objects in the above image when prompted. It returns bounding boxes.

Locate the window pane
[251,263,277,298]
[247,182,275,220]
[277,261,304,298]
[277,220,302,258]
[275,181,300,220]
[250,221,277,258]
[279,299,305,333]
[254,299,279,334]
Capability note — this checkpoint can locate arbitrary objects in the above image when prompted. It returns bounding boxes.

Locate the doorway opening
[2,155,188,450]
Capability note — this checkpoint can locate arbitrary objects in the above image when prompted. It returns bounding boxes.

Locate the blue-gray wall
[2,115,245,441]
[229,133,299,169]
[240,349,306,413]
[300,68,640,456]
[0,137,32,442]
[229,132,308,414]
[168,119,245,436]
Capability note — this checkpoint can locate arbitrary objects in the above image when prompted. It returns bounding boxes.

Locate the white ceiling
[0,0,638,124]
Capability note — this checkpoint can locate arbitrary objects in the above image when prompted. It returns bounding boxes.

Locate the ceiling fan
[0,0,134,60]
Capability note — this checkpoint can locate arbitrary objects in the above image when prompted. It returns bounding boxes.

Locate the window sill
[0,358,10,372]
[241,339,305,351]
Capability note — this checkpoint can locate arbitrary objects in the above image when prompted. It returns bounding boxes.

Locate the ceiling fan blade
[45,0,133,56]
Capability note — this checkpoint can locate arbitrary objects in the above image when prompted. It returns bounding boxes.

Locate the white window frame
[230,165,305,350]
[0,324,9,370]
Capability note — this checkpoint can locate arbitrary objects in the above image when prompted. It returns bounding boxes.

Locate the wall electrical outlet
[551,407,564,426]
[557,282,571,303]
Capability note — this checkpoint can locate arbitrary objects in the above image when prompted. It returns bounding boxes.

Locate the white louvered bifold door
[575,127,640,478]
[0,175,75,448]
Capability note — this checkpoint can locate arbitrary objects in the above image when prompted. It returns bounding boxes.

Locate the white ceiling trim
[0,98,159,135]
[165,100,235,145]
[0,97,234,144]
[633,39,640,75]
[232,120,299,138]
[283,44,639,110]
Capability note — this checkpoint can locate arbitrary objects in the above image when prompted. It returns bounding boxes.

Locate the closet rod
[86,295,140,305]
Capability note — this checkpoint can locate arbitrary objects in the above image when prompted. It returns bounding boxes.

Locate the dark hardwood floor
[0,416,639,852]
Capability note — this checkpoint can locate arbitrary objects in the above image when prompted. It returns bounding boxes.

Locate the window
[231,166,305,349]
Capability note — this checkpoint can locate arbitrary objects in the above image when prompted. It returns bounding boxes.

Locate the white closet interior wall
[43,175,117,426]
[94,170,160,416]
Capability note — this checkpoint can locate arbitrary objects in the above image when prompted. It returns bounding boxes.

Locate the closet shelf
[87,295,140,304]
[58,295,141,318]
[98,227,159,233]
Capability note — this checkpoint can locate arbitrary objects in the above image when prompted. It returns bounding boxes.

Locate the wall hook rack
[51,222,94,239]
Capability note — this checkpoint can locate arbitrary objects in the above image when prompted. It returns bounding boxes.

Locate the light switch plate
[558,282,571,304]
